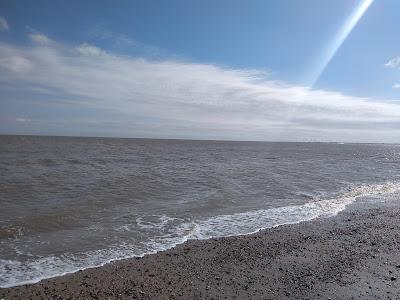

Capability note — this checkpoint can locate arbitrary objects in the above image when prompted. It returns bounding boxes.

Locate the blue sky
[1,0,400,142]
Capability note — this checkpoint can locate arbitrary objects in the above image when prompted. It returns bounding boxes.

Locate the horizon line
[0,133,396,145]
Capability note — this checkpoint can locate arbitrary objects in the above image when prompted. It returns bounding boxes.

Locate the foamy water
[1,136,400,287]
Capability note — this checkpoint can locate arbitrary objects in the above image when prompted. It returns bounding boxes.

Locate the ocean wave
[1,181,399,288]
[192,181,400,239]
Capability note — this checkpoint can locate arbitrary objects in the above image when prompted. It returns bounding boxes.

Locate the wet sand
[1,196,400,299]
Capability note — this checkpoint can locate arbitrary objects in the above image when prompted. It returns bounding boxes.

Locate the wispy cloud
[385,56,400,92]
[384,56,400,69]
[76,43,108,57]
[0,17,9,31]
[15,117,30,123]
[87,27,165,57]
[0,33,400,141]
[0,55,32,73]
[28,33,51,44]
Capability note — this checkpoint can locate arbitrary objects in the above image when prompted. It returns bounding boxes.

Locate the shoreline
[0,190,360,290]
[1,195,400,299]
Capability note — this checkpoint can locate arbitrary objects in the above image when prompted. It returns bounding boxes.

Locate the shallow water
[1,135,399,287]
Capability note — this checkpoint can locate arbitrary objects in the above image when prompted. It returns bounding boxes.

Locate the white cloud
[28,33,51,44]
[0,17,8,31]
[76,43,108,57]
[0,36,400,142]
[0,56,32,73]
[88,28,164,57]
[385,57,400,93]
[15,117,30,123]
[384,56,400,69]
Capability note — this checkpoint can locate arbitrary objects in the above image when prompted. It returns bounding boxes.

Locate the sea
[1,135,400,288]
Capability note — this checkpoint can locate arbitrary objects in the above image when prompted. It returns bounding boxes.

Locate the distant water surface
[1,135,400,287]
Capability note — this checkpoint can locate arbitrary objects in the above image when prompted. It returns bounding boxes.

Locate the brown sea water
[1,135,400,287]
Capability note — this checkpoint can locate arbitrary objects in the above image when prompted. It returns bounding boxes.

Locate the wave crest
[1,181,399,288]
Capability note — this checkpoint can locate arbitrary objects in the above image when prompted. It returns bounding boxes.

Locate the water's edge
[2,181,399,289]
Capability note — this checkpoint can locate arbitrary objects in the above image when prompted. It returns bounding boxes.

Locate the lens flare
[308,0,374,87]
[271,0,375,142]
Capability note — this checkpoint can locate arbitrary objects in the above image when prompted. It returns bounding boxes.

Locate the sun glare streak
[308,0,374,87]
[270,0,375,142]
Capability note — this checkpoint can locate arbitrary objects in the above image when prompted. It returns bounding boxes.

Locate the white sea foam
[0,225,193,288]
[192,181,400,239]
[1,181,399,288]
[135,215,182,230]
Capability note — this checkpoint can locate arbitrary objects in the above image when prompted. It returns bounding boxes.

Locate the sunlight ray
[308,0,374,87]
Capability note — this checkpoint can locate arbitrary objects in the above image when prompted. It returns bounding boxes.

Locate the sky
[0,0,400,142]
